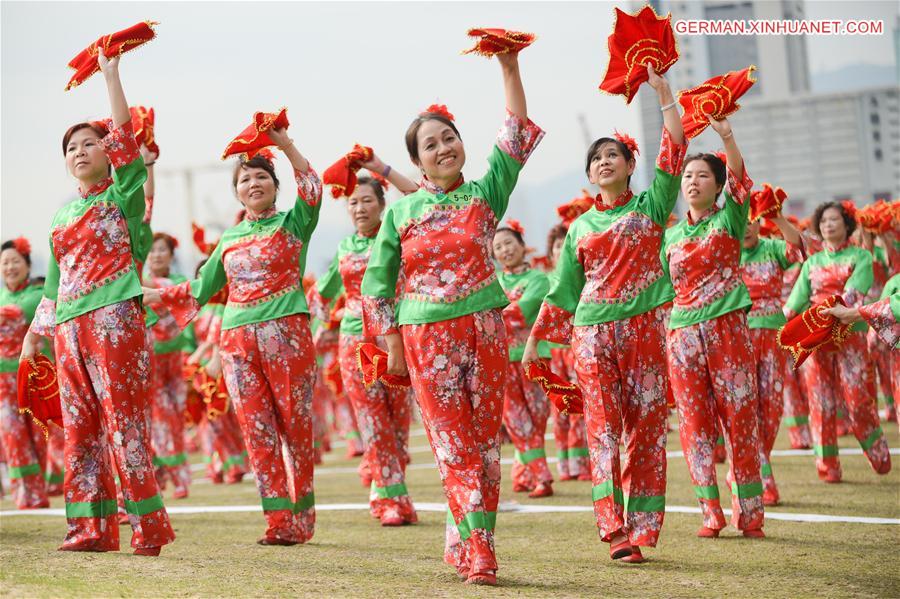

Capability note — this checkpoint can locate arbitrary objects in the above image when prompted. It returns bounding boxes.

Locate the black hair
[232,155,280,192]
[405,114,462,164]
[1,240,31,266]
[684,153,728,200]
[813,201,856,239]
[355,175,386,205]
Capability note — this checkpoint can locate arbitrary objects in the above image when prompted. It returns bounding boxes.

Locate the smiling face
[492,229,526,270]
[65,128,110,183]
[0,248,29,290]
[587,141,635,189]
[147,238,174,277]
[347,182,383,235]
[681,158,723,213]
[415,119,466,184]
[818,207,848,245]
[235,166,277,214]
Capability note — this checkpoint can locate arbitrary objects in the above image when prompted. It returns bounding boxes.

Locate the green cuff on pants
[569,447,590,458]
[371,482,408,499]
[782,415,809,427]
[731,481,763,499]
[693,484,720,500]
[124,494,165,516]
[514,448,546,465]
[44,470,65,485]
[152,453,187,467]
[456,510,497,541]
[66,499,118,518]
[716,436,725,446]
[556,449,570,460]
[860,426,884,451]
[222,453,245,469]
[813,444,839,458]
[624,494,665,513]
[591,480,624,505]
[8,463,41,480]
[261,492,315,514]
[760,463,773,478]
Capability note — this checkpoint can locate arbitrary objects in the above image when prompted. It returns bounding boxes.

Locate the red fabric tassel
[857,200,894,234]
[556,191,594,226]
[462,28,536,57]
[323,359,343,396]
[16,355,62,437]
[598,6,679,104]
[679,66,757,139]
[524,360,584,415]
[221,108,290,161]
[322,144,374,199]
[777,295,853,368]
[66,21,158,91]
[130,105,159,156]
[356,343,410,389]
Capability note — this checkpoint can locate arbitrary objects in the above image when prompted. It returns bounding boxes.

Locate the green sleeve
[285,171,323,242]
[518,272,551,324]
[785,261,811,314]
[771,239,791,270]
[723,188,751,240]
[360,205,401,300]
[477,146,524,219]
[43,240,60,302]
[544,230,585,314]
[181,322,197,353]
[846,250,873,298]
[645,168,681,227]
[189,241,228,306]
[135,222,153,264]
[317,251,344,300]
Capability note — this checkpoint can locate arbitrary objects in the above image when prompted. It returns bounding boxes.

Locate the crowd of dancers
[1,18,898,587]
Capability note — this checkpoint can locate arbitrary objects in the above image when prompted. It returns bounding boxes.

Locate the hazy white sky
[2,1,897,280]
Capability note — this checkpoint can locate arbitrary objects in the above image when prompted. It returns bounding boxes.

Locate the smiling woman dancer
[20,50,175,555]
[143,127,323,546]
[523,65,686,564]
[315,166,420,527]
[360,50,543,585]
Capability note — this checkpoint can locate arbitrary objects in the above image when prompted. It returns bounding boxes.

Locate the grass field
[1,421,898,598]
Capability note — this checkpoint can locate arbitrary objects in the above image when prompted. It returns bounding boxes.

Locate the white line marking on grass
[2,502,896,525]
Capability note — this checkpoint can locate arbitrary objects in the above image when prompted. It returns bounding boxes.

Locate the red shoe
[697,526,720,538]
[134,546,161,556]
[823,472,842,484]
[380,508,405,527]
[528,482,554,498]
[620,547,644,563]
[225,470,245,485]
[577,472,592,482]
[609,532,633,560]
[210,470,224,485]
[512,481,532,493]
[465,571,497,586]
[762,487,780,507]
[173,489,189,500]
[559,473,577,481]
[742,528,765,539]
[257,536,298,546]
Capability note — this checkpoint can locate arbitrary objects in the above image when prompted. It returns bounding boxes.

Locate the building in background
[636,0,899,215]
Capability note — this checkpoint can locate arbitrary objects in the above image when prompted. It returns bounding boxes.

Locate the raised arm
[268,127,310,174]
[647,65,684,146]
[99,50,129,127]
[497,52,526,121]
[360,153,419,195]
[709,116,744,183]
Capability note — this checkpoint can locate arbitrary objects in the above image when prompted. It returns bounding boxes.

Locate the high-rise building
[633,0,900,212]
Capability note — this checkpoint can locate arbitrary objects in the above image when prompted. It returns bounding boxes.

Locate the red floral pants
[667,310,764,532]
[749,328,786,499]
[338,333,415,521]
[220,313,316,543]
[549,348,589,479]
[150,351,190,495]
[55,300,174,550]
[402,310,506,576]
[504,362,552,489]
[572,305,669,547]
[0,372,49,508]
[782,361,812,449]
[801,332,891,480]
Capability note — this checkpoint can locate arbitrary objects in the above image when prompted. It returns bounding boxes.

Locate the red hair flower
[11,237,31,256]
[420,104,455,122]
[505,219,525,236]
[840,200,858,219]
[613,130,640,156]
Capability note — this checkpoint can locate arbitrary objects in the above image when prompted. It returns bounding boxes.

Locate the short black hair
[405,114,462,164]
[684,153,727,200]
[812,201,856,239]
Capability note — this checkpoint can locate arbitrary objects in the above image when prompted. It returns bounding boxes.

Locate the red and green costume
[361,110,543,577]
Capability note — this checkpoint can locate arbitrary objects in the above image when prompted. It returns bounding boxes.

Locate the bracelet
[278,138,295,150]
[721,131,734,139]
[381,164,392,178]
[144,161,155,167]
[660,100,678,112]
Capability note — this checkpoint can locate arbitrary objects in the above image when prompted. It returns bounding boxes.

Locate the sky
[2,0,898,281]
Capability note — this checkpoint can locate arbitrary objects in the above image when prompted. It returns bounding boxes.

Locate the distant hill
[811,63,898,93]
